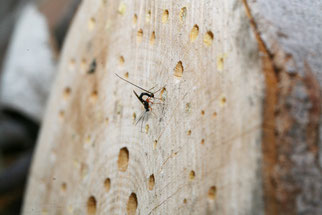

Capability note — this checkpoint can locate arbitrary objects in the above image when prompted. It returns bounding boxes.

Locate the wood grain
[23,0,267,214]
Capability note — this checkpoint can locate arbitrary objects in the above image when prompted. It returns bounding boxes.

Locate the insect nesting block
[23,0,322,214]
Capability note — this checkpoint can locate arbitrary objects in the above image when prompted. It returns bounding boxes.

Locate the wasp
[115,74,163,129]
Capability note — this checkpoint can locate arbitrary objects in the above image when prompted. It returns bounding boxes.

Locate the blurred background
[0,0,80,213]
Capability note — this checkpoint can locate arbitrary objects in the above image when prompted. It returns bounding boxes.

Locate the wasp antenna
[153,85,166,94]
[115,73,154,94]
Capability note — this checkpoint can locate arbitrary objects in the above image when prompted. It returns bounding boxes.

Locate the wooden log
[22,0,322,214]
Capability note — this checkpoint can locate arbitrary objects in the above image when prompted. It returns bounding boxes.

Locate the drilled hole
[119,56,125,65]
[118,147,129,172]
[104,178,111,192]
[183,198,187,204]
[189,170,195,180]
[189,24,199,42]
[160,87,167,101]
[179,7,187,22]
[90,90,98,102]
[69,58,76,69]
[118,2,126,15]
[87,196,97,215]
[148,174,155,190]
[220,96,227,106]
[124,72,129,78]
[185,103,191,112]
[63,87,71,99]
[88,17,96,31]
[201,139,205,145]
[203,31,214,47]
[201,110,205,115]
[87,59,97,74]
[174,61,184,77]
[162,10,169,23]
[127,193,138,215]
[81,58,87,70]
[150,31,156,45]
[146,10,151,23]
[137,29,143,43]
[208,186,217,200]
[59,110,65,119]
[187,130,191,136]
[133,14,138,25]
[61,182,67,192]
[217,55,225,71]
[153,140,158,149]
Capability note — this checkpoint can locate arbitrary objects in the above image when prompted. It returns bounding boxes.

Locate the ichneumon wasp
[115,73,163,130]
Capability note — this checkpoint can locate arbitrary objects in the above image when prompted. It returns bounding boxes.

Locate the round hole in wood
[153,140,158,149]
[160,87,167,99]
[183,198,187,204]
[59,110,65,119]
[208,186,217,200]
[87,196,97,215]
[189,170,195,180]
[201,139,205,145]
[179,7,187,22]
[63,87,71,99]
[81,58,87,70]
[118,147,129,172]
[220,96,227,106]
[217,55,225,71]
[88,17,96,30]
[148,174,155,190]
[104,178,111,192]
[185,103,191,112]
[137,29,143,43]
[187,130,192,136]
[146,10,151,23]
[90,90,98,102]
[69,58,76,70]
[119,56,125,65]
[174,61,183,78]
[189,24,199,42]
[127,193,138,215]
[201,110,205,115]
[162,9,169,23]
[61,182,67,192]
[145,124,149,133]
[150,31,156,45]
[133,14,138,25]
[87,59,97,74]
[204,31,214,47]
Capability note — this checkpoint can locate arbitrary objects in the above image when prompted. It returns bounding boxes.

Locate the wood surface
[22,0,322,214]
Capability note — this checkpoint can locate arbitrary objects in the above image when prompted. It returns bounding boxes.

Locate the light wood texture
[22,0,322,214]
